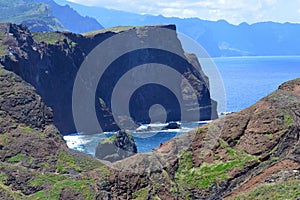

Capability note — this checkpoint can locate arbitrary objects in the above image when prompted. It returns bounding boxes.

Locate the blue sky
[67,0,300,25]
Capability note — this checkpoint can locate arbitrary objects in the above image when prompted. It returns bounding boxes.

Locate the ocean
[214,56,300,112]
[64,56,300,155]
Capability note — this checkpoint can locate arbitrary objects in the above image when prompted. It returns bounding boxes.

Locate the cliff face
[0,67,110,199]
[0,56,299,198]
[101,78,300,199]
[0,23,217,134]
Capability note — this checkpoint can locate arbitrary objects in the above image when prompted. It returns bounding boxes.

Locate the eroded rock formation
[95,130,137,162]
[0,23,217,134]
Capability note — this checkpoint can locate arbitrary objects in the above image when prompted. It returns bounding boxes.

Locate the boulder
[95,130,137,162]
[163,122,181,130]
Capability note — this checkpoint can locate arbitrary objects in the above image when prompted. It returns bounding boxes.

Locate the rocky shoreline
[0,23,299,199]
[0,23,217,134]
[0,65,299,199]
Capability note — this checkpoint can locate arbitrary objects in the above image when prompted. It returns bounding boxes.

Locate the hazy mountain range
[54,0,300,57]
[1,0,300,56]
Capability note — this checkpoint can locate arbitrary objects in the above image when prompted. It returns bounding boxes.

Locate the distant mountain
[54,0,300,57]
[0,0,103,33]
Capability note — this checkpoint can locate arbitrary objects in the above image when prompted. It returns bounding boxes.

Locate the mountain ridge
[0,0,103,33]
[54,0,300,57]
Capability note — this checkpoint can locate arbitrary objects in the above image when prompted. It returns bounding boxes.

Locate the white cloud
[67,0,300,24]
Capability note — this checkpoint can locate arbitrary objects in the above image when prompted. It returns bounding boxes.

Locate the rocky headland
[0,23,217,134]
[0,23,299,199]
[0,63,299,198]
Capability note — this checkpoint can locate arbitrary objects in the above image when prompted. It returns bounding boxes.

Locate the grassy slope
[0,0,64,31]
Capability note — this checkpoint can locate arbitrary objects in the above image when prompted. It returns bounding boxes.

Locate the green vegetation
[19,125,35,134]
[28,190,47,199]
[0,183,24,199]
[29,173,65,187]
[101,134,117,144]
[48,180,94,199]
[0,30,5,39]
[284,114,294,127]
[233,180,300,200]
[7,154,27,163]
[32,32,70,45]
[56,149,106,174]
[175,140,258,189]
[0,45,7,56]
[132,186,149,199]
[5,153,34,165]
[197,127,204,133]
[0,133,9,145]
[0,0,64,31]
[18,125,46,137]
[266,133,274,140]
[83,26,135,36]
[0,172,8,182]
[29,173,95,199]
[56,150,82,173]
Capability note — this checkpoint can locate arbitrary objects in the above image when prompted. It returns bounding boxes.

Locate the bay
[65,56,300,155]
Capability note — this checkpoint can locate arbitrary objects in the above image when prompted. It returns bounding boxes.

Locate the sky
[67,0,300,25]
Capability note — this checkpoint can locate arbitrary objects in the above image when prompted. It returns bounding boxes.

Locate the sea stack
[95,130,137,162]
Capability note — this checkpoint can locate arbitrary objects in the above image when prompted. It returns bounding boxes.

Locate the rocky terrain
[0,61,299,199]
[101,78,300,199]
[0,0,103,33]
[0,22,299,199]
[95,130,137,162]
[0,67,111,199]
[0,23,217,134]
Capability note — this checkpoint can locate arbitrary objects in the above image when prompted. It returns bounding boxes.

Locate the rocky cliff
[1,22,299,199]
[103,78,300,199]
[0,67,111,199]
[0,23,217,134]
[0,64,299,199]
[95,130,137,162]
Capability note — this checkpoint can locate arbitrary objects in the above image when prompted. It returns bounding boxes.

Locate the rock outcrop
[163,122,181,129]
[102,78,300,199]
[1,22,299,199]
[0,60,299,199]
[0,23,217,134]
[0,67,111,199]
[95,130,137,162]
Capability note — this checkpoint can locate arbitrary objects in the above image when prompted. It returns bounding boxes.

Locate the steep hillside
[0,64,298,199]
[105,78,300,199]
[32,0,104,33]
[0,67,110,199]
[0,23,217,134]
[0,0,103,33]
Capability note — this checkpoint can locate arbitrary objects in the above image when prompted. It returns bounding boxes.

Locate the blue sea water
[214,56,300,112]
[64,121,207,155]
[65,56,300,155]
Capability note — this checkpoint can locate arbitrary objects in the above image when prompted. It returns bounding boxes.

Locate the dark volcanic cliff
[1,22,298,199]
[0,23,217,134]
